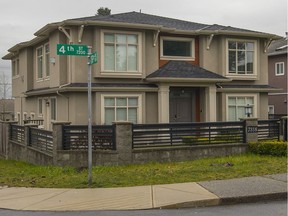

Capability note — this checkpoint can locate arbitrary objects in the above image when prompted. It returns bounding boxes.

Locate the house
[267,35,288,117]
[0,99,14,121]
[2,12,281,130]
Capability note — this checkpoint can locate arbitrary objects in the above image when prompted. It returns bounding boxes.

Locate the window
[160,37,195,60]
[228,40,256,75]
[50,98,56,120]
[227,95,256,121]
[275,62,284,76]
[102,31,141,73]
[37,47,43,79]
[44,44,50,77]
[101,95,142,124]
[38,98,43,117]
[12,59,19,77]
[36,44,50,80]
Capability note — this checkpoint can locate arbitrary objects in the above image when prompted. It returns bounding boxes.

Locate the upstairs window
[275,62,284,76]
[160,37,195,60]
[12,59,19,77]
[45,44,50,77]
[102,31,141,73]
[228,40,256,75]
[36,44,50,80]
[37,47,43,79]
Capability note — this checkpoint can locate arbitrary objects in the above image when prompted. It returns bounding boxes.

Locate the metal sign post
[57,44,97,186]
[87,46,93,187]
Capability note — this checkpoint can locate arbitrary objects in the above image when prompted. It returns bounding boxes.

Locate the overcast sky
[0,0,287,78]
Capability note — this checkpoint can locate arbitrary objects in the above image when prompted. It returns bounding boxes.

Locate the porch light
[245,104,253,117]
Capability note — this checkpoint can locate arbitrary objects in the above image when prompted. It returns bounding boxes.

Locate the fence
[132,121,245,149]
[10,124,25,143]
[29,128,53,155]
[63,125,116,150]
[1,118,286,167]
[258,119,280,140]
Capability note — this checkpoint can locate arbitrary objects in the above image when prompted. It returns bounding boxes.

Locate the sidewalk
[0,173,286,211]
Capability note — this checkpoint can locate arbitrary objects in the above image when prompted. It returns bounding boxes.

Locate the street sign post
[57,44,88,56]
[57,44,96,186]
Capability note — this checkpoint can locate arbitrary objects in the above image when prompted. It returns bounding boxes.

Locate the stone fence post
[113,121,133,165]
[242,118,258,143]
[52,121,71,165]
[0,121,17,158]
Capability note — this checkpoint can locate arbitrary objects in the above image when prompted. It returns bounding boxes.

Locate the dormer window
[160,37,195,61]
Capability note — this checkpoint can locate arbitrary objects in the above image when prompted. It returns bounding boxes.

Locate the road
[0,200,286,216]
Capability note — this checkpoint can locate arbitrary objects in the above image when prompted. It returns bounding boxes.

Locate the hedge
[248,141,287,157]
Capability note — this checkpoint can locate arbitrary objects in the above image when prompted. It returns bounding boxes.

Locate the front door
[169,88,199,123]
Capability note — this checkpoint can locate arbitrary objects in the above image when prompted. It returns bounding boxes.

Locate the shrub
[248,141,287,157]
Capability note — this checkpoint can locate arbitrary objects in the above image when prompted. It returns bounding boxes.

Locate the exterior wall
[268,54,288,115]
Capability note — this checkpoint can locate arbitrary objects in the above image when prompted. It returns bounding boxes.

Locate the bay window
[228,40,256,76]
[102,31,141,73]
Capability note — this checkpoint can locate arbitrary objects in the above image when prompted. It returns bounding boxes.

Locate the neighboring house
[2,12,281,130]
[267,35,288,116]
[0,99,14,121]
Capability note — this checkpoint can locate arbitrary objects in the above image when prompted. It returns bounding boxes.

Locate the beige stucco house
[2,12,281,130]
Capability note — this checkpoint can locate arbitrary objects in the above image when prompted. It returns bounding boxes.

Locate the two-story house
[267,35,287,116]
[2,12,281,130]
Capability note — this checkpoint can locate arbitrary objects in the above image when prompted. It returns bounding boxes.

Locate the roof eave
[217,87,282,93]
[146,77,231,83]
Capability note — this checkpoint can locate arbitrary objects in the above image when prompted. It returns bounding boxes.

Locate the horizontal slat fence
[29,128,53,154]
[63,125,116,150]
[258,119,279,141]
[10,125,25,143]
[132,121,245,149]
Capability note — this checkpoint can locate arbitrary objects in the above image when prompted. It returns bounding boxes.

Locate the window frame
[101,94,142,125]
[100,30,142,76]
[36,44,50,81]
[275,62,284,76]
[160,36,195,61]
[226,39,257,78]
[12,58,20,77]
[226,94,258,121]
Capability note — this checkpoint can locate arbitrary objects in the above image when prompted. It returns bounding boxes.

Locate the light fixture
[245,104,253,117]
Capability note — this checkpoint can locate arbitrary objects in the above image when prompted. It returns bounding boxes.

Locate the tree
[96,7,111,16]
[0,73,12,121]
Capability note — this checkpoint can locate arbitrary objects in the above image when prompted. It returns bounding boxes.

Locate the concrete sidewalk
[0,174,286,211]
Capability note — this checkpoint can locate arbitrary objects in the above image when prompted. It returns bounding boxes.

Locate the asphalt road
[0,200,287,216]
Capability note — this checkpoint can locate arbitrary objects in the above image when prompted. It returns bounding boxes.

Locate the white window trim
[268,105,274,114]
[225,93,258,121]
[160,36,195,61]
[100,30,143,77]
[226,38,258,79]
[36,44,50,81]
[275,62,285,76]
[100,94,143,124]
[44,43,50,80]
[12,58,20,78]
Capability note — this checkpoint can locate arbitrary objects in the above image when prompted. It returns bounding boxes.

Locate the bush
[248,141,287,157]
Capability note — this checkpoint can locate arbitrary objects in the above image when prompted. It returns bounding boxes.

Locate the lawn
[0,154,286,188]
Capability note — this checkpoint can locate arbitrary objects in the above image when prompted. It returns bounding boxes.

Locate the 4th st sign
[57,44,88,56]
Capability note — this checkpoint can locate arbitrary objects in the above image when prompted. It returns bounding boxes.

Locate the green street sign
[90,52,98,65]
[57,44,88,56]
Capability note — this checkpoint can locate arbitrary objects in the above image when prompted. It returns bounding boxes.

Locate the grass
[0,154,286,188]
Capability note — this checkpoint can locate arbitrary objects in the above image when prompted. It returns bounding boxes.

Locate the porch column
[158,85,170,123]
[205,85,217,122]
